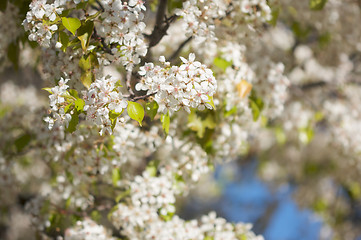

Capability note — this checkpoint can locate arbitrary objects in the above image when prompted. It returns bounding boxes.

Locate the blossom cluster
[22,0,67,47]
[136,54,217,114]
[83,75,128,135]
[111,204,264,240]
[64,218,115,240]
[96,0,147,70]
[175,0,229,43]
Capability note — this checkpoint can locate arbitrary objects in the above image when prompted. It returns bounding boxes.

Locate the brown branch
[147,0,177,49]
[169,36,193,64]
[126,69,135,96]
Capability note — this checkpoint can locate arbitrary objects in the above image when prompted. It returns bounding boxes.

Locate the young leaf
[42,88,53,94]
[213,57,232,72]
[161,112,170,135]
[112,168,121,186]
[77,20,94,51]
[249,90,264,121]
[109,110,123,131]
[127,101,144,126]
[75,98,85,111]
[59,31,69,52]
[62,17,81,36]
[80,71,94,89]
[7,42,19,70]
[66,112,79,133]
[309,0,328,10]
[14,133,32,152]
[207,96,216,110]
[145,101,159,120]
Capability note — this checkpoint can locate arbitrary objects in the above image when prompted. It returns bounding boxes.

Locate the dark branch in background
[95,0,105,12]
[146,0,177,49]
[124,92,157,101]
[169,36,193,64]
[93,28,113,55]
[126,69,135,97]
[299,81,327,90]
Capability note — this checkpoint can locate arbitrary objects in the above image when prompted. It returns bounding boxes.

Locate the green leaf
[0,0,7,12]
[42,88,53,94]
[309,0,328,10]
[66,112,79,133]
[187,110,216,138]
[59,31,69,52]
[75,98,85,111]
[7,41,19,70]
[161,112,170,135]
[64,103,73,113]
[268,6,280,26]
[145,101,159,120]
[77,20,94,51]
[80,71,94,89]
[79,53,98,88]
[109,110,123,131]
[62,17,81,36]
[14,133,31,152]
[224,106,237,117]
[291,22,311,39]
[319,32,331,48]
[79,53,98,71]
[68,89,79,98]
[207,96,216,110]
[249,90,264,121]
[112,168,121,186]
[167,0,183,13]
[213,57,232,72]
[127,101,144,126]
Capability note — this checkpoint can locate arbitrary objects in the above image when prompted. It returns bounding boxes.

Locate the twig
[147,0,177,48]
[169,36,193,63]
[95,0,105,12]
[93,28,113,55]
[126,69,135,96]
[124,92,157,101]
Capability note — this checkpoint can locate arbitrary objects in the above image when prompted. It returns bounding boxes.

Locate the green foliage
[319,32,331,48]
[77,20,94,51]
[167,0,184,13]
[291,22,311,40]
[213,57,232,72]
[268,5,280,26]
[207,96,216,109]
[14,133,32,152]
[59,31,69,52]
[145,101,159,120]
[109,110,123,131]
[112,168,121,187]
[161,111,170,135]
[79,53,98,88]
[66,112,79,133]
[61,17,81,35]
[146,160,158,177]
[7,41,20,70]
[74,98,85,111]
[249,90,264,121]
[309,0,328,10]
[127,101,144,126]
[187,110,216,138]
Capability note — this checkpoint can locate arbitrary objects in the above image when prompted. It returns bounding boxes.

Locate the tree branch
[147,0,177,49]
[126,69,135,97]
[169,36,193,63]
